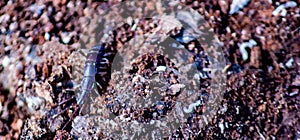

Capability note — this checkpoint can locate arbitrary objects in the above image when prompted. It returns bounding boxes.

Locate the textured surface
[0,0,299,139]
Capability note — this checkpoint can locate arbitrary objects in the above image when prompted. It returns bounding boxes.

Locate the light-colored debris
[156,66,166,72]
[29,4,45,15]
[219,122,225,134]
[2,56,10,67]
[272,1,297,16]
[44,32,50,41]
[239,39,257,60]
[286,89,299,96]
[285,58,294,68]
[183,100,202,113]
[229,0,250,14]
[170,84,185,94]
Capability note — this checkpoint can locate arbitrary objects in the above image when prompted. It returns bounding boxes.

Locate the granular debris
[0,0,299,139]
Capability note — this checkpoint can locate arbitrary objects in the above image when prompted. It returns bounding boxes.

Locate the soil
[0,0,299,139]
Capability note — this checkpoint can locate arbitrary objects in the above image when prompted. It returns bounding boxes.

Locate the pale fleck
[285,58,294,68]
[183,100,201,113]
[219,122,225,134]
[272,1,297,16]
[29,4,45,15]
[156,66,166,72]
[229,0,250,14]
[44,32,50,40]
[2,56,10,67]
[170,84,185,94]
[239,39,257,60]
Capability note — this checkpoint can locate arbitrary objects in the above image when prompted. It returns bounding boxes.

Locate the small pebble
[272,1,297,16]
[29,4,45,15]
[0,14,10,23]
[286,88,299,96]
[239,39,257,60]
[2,56,10,67]
[44,32,50,40]
[170,84,185,94]
[219,122,225,134]
[61,32,72,44]
[285,58,294,68]
[156,66,166,72]
[132,75,145,83]
[183,100,201,113]
[9,22,18,32]
[229,0,250,14]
